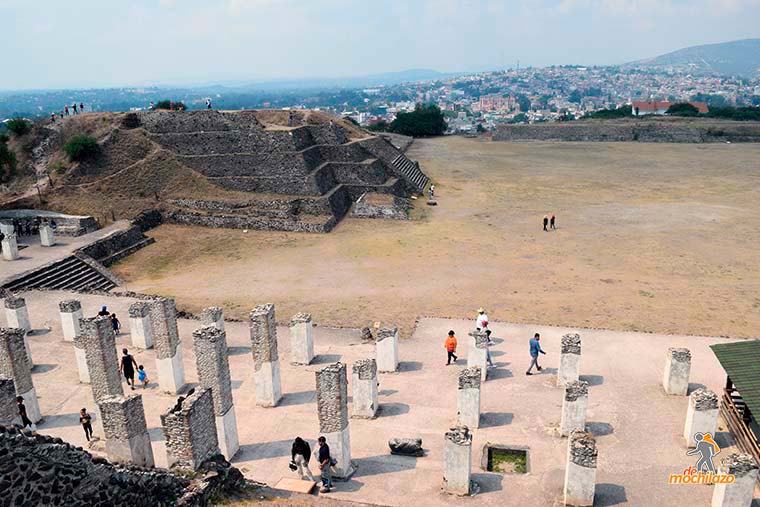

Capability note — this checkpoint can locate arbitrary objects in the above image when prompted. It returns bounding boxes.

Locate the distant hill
[626,39,760,77]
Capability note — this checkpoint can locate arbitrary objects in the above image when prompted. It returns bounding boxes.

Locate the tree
[510,113,529,123]
[516,94,531,112]
[388,104,446,137]
[155,100,186,111]
[583,104,632,119]
[64,134,99,161]
[367,120,388,132]
[476,124,486,133]
[5,118,30,136]
[568,90,582,104]
[0,134,17,183]
[666,103,700,116]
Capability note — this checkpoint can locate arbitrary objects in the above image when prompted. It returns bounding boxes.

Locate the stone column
[0,377,21,426]
[289,312,314,365]
[711,453,759,507]
[39,223,56,247]
[150,297,186,394]
[200,306,225,331]
[249,304,282,407]
[4,297,32,367]
[79,316,123,401]
[161,388,219,470]
[683,388,719,447]
[663,347,691,396]
[457,367,481,429]
[316,362,355,478]
[564,429,598,507]
[558,333,581,387]
[128,302,153,349]
[560,380,589,437]
[0,328,41,423]
[467,330,488,382]
[99,394,154,467]
[443,425,472,496]
[351,359,378,419]
[375,326,399,373]
[192,325,239,460]
[1,234,19,261]
[58,299,83,343]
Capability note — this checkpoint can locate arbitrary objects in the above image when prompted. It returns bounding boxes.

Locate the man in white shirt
[475,308,489,332]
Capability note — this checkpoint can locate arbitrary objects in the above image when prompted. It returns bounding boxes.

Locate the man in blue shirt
[526,333,546,375]
[317,436,333,493]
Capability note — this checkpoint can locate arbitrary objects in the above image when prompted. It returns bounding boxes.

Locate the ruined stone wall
[149,298,180,360]
[0,328,32,393]
[192,326,233,416]
[0,378,17,425]
[316,363,349,434]
[163,209,338,233]
[75,225,153,265]
[99,394,148,440]
[137,110,262,134]
[249,304,279,371]
[0,212,98,236]
[161,388,219,470]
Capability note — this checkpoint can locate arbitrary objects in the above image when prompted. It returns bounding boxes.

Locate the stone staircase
[391,154,429,192]
[1,255,117,292]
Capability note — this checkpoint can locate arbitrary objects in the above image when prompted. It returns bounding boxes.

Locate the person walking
[119,348,138,390]
[475,308,489,332]
[137,364,149,388]
[80,408,93,441]
[291,437,315,481]
[543,215,549,231]
[526,333,546,375]
[79,102,84,113]
[98,305,110,317]
[111,313,121,335]
[64,105,69,116]
[206,98,212,109]
[317,436,333,493]
[51,112,56,123]
[17,396,33,430]
[550,213,556,230]
[72,103,78,114]
[445,330,458,365]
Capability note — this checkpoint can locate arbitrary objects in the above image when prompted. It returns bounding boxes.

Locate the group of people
[97,305,149,391]
[290,436,335,492]
[542,214,557,231]
[51,102,85,122]
[443,308,548,376]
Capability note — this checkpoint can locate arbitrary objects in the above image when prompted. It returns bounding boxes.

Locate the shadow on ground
[279,390,316,406]
[352,454,417,478]
[472,472,504,493]
[594,483,627,506]
[480,412,514,428]
[378,402,410,417]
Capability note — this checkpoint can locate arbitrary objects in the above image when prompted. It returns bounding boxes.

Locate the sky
[2,0,760,90]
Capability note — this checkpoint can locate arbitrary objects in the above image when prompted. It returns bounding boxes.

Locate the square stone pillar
[161,388,219,470]
[79,316,123,401]
[200,306,225,331]
[249,304,282,407]
[0,377,21,426]
[128,302,153,349]
[467,330,488,382]
[564,430,597,507]
[39,224,56,247]
[443,425,472,496]
[351,359,378,419]
[684,388,719,447]
[558,333,581,387]
[1,234,19,261]
[149,297,186,394]
[99,394,154,467]
[663,347,691,396]
[560,380,589,437]
[457,367,481,429]
[58,300,83,343]
[711,453,759,507]
[192,325,239,460]
[375,326,398,373]
[289,312,314,365]
[4,297,32,367]
[0,328,41,423]
[316,362,355,479]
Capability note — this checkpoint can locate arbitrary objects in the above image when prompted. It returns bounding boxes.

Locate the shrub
[388,104,446,137]
[367,120,388,132]
[666,103,700,116]
[155,100,186,111]
[0,135,17,182]
[5,117,30,136]
[64,134,99,161]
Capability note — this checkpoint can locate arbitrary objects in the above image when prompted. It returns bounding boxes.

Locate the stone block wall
[78,316,123,402]
[99,394,148,441]
[316,362,349,434]
[192,326,233,416]
[161,388,219,470]
[75,225,153,265]
[0,328,32,393]
[0,378,17,425]
[249,304,278,371]
[149,297,180,360]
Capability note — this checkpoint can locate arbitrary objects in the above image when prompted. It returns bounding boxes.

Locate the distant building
[631,100,708,116]
[479,95,515,113]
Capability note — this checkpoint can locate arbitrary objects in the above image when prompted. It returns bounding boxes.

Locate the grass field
[112,137,760,339]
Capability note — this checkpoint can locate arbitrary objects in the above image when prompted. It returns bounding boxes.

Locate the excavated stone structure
[0,327,41,423]
[59,299,83,343]
[78,316,123,402]
[99,394,154,467]
[161,388,220,471]
[149,297,186,394]
[249,304,282,407]
[316,362,354,479]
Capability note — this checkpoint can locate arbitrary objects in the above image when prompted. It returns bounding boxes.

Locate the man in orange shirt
[445,330,458,365]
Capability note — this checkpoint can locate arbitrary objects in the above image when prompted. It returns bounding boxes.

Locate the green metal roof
[710,340,760,416]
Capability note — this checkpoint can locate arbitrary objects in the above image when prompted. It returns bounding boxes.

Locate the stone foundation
[558,333,581,387]
[663,347,691,396]
[443,426,472,496]
[684,388,719,448]
[351,359,378,419]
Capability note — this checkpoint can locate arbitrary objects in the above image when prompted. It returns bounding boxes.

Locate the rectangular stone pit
[481,444,529,474]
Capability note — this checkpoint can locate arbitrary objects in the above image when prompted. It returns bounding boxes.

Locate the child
[80,408,93,441]
[137,364,149,388]
[111,313,121,334]
[445,330,458,365]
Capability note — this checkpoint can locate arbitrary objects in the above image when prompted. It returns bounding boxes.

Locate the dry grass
[112,137,760,339]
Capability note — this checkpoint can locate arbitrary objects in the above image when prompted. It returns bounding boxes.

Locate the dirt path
[112,138,760,339]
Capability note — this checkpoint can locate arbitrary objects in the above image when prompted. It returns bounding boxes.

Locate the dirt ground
[112,137,760,339]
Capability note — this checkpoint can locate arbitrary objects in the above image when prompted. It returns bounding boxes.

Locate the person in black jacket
[291,437,315,481]
[317,436,333,492]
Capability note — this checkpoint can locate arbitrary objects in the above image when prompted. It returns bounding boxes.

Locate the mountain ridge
[625,38,760,77]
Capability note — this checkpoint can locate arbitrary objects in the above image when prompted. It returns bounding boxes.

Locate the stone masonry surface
[561,333,581,355]
[316,362,349,434]
[289,312,312,325]
[352,359,377,380]
[565,380,589,402]
[0,328,32,393]
[99,394,148,440]
[192,326,233,416]
[249,304,278,370]
[669,347,691,363]
[569,430,598,468]
[149,297,180,359]
[161,388,219,470]
[3,296,25,310]
[200,306,223,324]
[78,316,123,402]
[376,326,397,342]
[458,367,482,390]
[128,301,150,318]
[720,453,759,477]
[0,378,16,424]
[469,330,488,349]
[58,299,82,313]
[691,387,719,411]
[445,426,472,446]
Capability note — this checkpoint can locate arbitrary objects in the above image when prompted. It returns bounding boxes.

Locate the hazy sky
[3,0,760,90]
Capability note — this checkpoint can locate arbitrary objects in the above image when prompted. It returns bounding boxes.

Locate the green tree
[568,90,582,104]
[5,118,30,136]
[367,120,389,132]
[388,104,446,137]
[155,100,187,111]
[583,104,632,119]
[64,134,99,161]
[666,103,700,116]
[510,113,529,123]
[516,94,531,112]
[0,134,17,183]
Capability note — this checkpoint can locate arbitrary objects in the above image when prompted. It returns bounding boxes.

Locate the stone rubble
[560,333,582,355]
[458,367,482,390]
[564,380,589,402]
[352,358,377,381]
[568,430,598,468]
[316,362,349,433]
[668,347,691,363]
[445,426,472,446]
[690,387,719,411]
[721,453,759,477]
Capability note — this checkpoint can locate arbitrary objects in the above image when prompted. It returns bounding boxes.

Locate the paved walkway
[6,290,759,506]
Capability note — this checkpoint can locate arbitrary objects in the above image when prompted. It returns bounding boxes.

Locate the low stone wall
[493,120,760,143]
[137,110,262,134]
[0,210,98,236]
[163,209,337,233]
[352,194,411,220]
[75,225,154,266]
[132,209,163,232]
